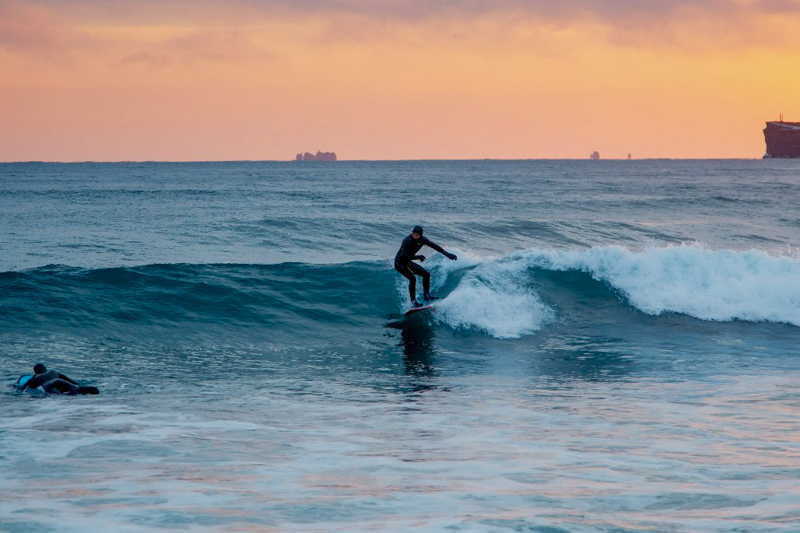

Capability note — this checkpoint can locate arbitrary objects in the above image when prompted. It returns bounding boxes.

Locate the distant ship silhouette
[763,115,800,158]
[295,150,337,161]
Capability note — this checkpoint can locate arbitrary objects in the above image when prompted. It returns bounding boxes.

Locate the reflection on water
[386,315,439,392]
[400,321,436,374]
[4,370,799,533]
[532,333,638,382]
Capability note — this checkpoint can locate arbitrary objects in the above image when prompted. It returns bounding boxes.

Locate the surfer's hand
[416,255,426,262]
[446,252,457,260]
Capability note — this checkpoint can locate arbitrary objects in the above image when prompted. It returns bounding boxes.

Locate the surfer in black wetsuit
[395,226,457,307]
[19,363,99,395]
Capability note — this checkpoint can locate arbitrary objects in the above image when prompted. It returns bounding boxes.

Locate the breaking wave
[2,244,798,341]
[517,244,800,326]
[427,244,800,337]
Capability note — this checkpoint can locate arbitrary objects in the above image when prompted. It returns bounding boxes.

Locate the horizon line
[0,157,772,164]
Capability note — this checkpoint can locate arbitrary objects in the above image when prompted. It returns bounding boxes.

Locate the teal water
[1,160,799,532]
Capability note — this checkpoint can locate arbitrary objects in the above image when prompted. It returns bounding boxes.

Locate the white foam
[393,248,553,338]
[436,268,554,339]
[397,244,800,338]
[431,251,554,339]
[394,248,484,307]
[518,244,800,326]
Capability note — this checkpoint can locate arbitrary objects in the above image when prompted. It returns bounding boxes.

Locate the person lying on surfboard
[17,363,99,395]
[394,225,457,308]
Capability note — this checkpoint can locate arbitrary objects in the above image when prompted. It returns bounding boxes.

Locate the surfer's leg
[395,262,417,302]
[408,263,431,294]
[41,379,80,395]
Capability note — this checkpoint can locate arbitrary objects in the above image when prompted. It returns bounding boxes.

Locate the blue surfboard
[16,375,45,395]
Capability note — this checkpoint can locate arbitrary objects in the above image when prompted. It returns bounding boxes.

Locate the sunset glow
[2,0,800,161]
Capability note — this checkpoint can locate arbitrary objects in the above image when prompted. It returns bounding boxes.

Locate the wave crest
[418,244,800,338]
[435,255,554,339]
[3,245,798,341]
[519,245,800,325]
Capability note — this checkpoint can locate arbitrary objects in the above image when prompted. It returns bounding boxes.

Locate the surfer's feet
[423,292,439,301]
[411,299,422,308]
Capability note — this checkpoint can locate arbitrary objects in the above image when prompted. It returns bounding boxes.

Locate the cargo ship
[763,117,800,158]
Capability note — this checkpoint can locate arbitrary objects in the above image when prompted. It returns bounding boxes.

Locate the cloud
[228,0,741,24]
[164,29,273,62]
[0,0,60,50]
[756,0,800,12]
[110,29,273,69]
[23,0,755,25]
[13,0,800,58]
[28,0,800,25]
[0,0,94,55]
[247,0,798,51]
[112,50,171,68]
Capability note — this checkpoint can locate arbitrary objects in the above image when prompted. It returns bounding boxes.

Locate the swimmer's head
[33,363,47,374]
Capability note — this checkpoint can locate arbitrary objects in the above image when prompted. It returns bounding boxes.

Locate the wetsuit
[22,370,80,394]
[394,235,448,302]
[21,370,98,395]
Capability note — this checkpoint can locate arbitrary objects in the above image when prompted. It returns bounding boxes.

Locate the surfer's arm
[422,237,456,258]
[58,373,78,385]
[420,237,444,254]
[21,375,42,390]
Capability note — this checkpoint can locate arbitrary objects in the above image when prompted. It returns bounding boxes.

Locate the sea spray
[393,249,483,312]
[436,270,554,339]
[406,244,800,338]
[424,251,555,339]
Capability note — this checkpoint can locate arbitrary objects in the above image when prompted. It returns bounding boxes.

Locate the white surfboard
[404,300,438,316]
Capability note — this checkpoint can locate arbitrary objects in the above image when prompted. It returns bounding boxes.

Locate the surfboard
[405,301,437,316]
[16,375,45,395]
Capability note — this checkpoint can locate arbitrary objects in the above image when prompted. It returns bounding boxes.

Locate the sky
[1,0,799,161]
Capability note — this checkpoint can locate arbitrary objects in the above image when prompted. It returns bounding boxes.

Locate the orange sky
[1,0,799,161]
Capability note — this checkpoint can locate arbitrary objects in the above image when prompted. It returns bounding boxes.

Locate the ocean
[1,160,799,532]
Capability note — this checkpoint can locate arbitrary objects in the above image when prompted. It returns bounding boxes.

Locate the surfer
[395,225,457,307]
[18,363,99,395]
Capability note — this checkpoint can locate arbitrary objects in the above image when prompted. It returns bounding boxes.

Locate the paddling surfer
[18,363,99,395]
[394,226,457,307]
